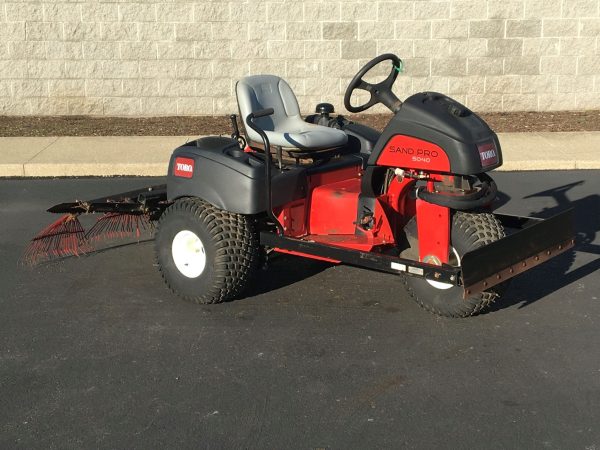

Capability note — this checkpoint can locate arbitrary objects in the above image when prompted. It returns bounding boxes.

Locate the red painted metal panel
[276,199,307,237]
[416,198,450,264]
[302,233,376,252]
[275,165,361,238]
[377,177,416,241]
[377,135,450,172]
[308,177,361,235]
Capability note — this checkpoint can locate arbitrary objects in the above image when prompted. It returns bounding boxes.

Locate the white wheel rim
[426,247,461,290]
[171,230,206,278]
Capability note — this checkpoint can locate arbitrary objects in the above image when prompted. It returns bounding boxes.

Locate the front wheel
[401,211,509,318]
[155,198,259,304]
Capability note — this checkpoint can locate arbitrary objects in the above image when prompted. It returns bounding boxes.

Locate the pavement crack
[24,136,60,164]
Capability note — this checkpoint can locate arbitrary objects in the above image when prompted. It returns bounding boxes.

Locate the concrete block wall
[0,0,599,116]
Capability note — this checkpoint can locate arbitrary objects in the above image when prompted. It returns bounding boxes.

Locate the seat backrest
[236,75,301,144]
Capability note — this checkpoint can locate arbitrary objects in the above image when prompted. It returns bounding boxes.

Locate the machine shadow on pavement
[492,180,600,312]
[243,253,332,298]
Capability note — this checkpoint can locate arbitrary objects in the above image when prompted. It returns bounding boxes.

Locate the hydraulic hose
[416,173,498,210]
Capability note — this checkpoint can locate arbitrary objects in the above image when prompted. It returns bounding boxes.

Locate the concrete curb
[0,136,192,177]
[0,132,598,177]
[494,132,600,171]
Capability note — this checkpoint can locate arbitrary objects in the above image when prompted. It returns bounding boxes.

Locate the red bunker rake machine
[24,54,574,317]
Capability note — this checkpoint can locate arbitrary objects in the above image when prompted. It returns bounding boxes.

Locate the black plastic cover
[167,137,307,214]
[368,92,503,175]
[316,103,334,115]
[343,122,381,156]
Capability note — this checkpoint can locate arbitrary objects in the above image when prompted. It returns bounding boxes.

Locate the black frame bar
[260,231,461,284]
[47,184,168,215]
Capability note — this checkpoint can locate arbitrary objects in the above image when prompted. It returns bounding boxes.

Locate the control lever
[229,114,246,149]
[246,109,283,236]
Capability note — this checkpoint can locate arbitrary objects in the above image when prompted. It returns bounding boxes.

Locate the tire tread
[156,198,259,304]
[403,211,506,318]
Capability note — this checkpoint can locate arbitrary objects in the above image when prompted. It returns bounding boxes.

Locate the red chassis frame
[272,162,451,266]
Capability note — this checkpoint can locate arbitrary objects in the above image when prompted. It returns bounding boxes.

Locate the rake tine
[85,212,152,243]
[21,214,89,266]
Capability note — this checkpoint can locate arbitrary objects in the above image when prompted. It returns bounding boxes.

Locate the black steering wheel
[344,53,403,114]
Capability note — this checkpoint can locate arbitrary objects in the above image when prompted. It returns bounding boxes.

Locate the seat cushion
[265,122,348,150]
[236,75,348,151]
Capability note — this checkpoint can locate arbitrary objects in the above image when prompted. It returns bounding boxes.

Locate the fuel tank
[369,92,502,175]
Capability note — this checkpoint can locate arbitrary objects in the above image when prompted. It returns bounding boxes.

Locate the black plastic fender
[167,137,306,214]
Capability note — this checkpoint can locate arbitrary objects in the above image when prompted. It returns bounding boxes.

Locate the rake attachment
[22,184,169,267]
[85,212,153,242]
[21,214,90,266]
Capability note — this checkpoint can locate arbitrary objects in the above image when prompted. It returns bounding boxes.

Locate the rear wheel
[401,211,508,318]
[155,198,259,304]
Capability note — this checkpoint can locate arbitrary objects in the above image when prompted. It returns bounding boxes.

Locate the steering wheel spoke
[382,68,398,87]
[356,79,371,92]
[363,96,379,111]
[347,90,376,113]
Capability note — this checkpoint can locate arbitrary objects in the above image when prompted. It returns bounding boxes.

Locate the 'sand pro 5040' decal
[377,135,450,172]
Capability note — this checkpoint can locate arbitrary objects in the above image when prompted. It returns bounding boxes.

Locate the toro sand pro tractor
[23,54,575,318]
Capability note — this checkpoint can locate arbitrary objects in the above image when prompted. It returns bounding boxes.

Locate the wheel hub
[425,247,460,290]
[171,230,206,278]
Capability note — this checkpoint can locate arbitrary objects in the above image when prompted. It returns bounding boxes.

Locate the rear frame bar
[260,231,462,285]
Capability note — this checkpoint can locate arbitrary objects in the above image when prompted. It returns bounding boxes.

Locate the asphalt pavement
[1,171,599,449]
